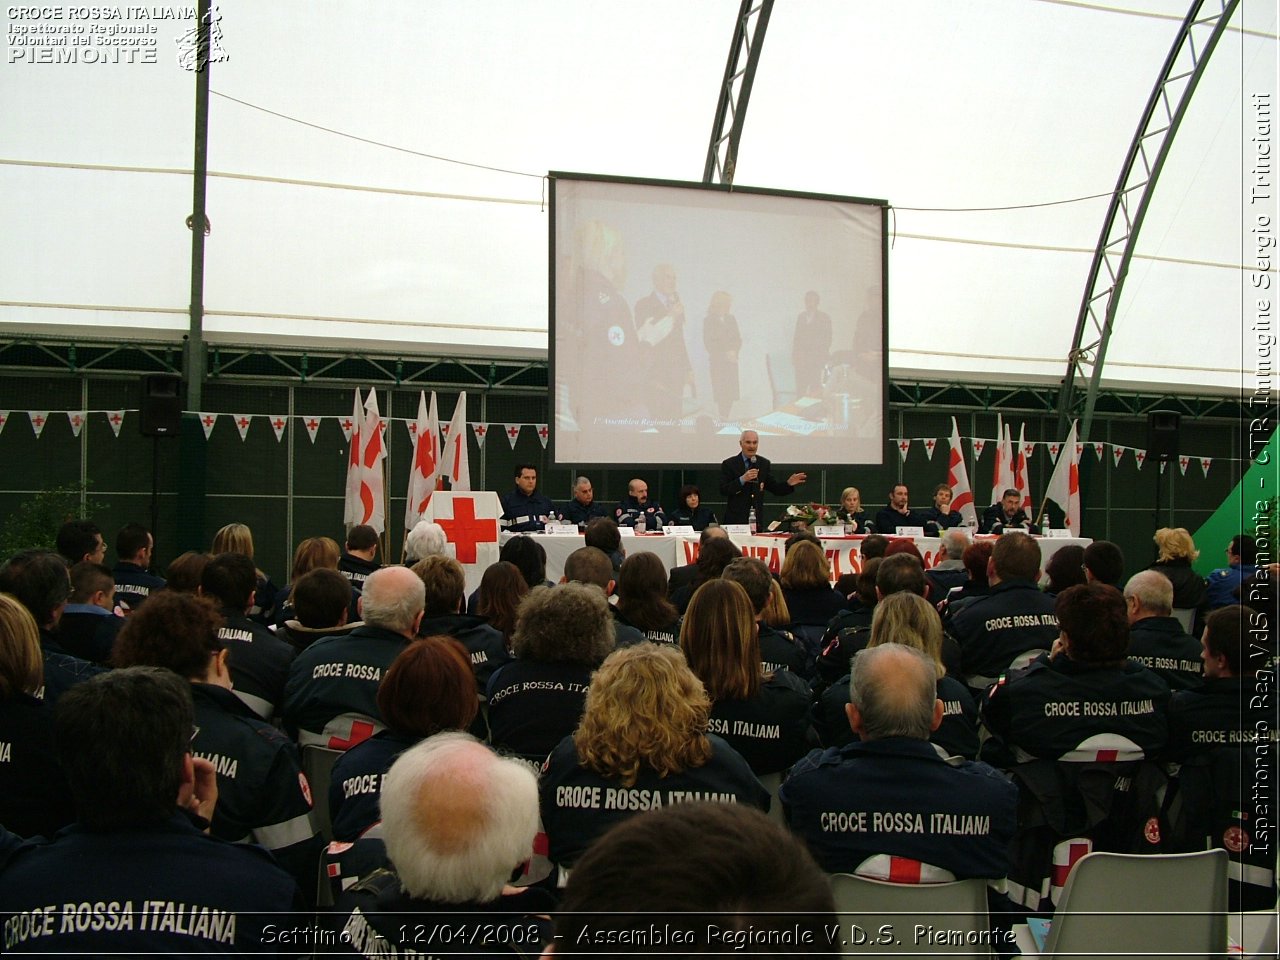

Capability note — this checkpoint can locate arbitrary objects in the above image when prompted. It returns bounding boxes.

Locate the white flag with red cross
[106,410,125,437]
[67,412,86,438]
[269,415,287,442]
[343,389,364,527]
[301,415,321,444]
[405,391,441,532]
[897,438,911,461]
[504,424,521,449]
[358,389,387,534]
[423,491,501,595]
[471,422,488,448]
[536,424,550,449]
[29,412,49,438]
[233,414,252,440]
[198,413,217,439]
[439,393,472,491]
[946,417,978,529]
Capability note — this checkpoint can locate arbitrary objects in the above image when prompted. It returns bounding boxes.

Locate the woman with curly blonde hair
[1147,527,1207,611]
[539,643,768,869]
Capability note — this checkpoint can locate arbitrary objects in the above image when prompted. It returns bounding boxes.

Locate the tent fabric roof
[2,1,1276,394]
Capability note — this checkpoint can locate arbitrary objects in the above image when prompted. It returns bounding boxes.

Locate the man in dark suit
[874,483,930,535]
[718,430,807,526]
[633,263,693,426]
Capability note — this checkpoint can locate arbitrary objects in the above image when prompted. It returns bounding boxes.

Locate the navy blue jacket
[1127,616,1203,691]
[946,579,1059,685]
[112,561,166,612]
[500,489,559,532]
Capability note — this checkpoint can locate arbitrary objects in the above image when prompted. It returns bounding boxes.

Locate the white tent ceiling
[2,0,1276,395]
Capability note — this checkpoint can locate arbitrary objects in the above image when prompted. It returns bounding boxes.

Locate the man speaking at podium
[719,430,807,526]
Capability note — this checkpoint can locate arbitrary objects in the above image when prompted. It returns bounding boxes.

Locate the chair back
[1043,849,1227,960]
[301,744,344,842]
[829,872,991,956]
[1170,607,1195,632]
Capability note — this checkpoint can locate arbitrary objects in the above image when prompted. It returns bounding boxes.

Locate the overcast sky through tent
[1,0,1276,395]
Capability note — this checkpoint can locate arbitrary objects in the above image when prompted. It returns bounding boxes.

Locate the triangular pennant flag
[923,437,937,461]
[972,437,986,460]
[302,415,321,444]
[67,411,86,438]
[339,411,356,444]
[0,412,8,437]
[1023,441,1035,460]
[1112,445,1125,467]
[1047,442,1061,459]
[1178,455,1189,475]
[1133,448,1147,470]
[1200,457,1211,478]
[1093,441,1105,461]
[29,411,49,438]
[504,424,521,449]
[269,415,287,442]
[1075,442,1084,460]
[106,410,125,437]
[471,422,488,449]
[536,424,550,449]
[1159,460,1167,474]
[198,412,217,439]
[897,438,911,460]
[233,414,252,441]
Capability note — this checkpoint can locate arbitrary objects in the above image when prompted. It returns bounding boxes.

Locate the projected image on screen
[551,174,886,467]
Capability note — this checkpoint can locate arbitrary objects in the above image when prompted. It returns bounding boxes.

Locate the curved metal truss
[1057,0,1241,440]
[703,0,775,185]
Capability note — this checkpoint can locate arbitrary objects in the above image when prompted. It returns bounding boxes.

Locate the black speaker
[139,375,183,437]
[1146,409,1180,460]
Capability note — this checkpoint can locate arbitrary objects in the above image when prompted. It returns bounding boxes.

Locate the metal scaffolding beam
[1057,0,1240,441]
[703,0,774,185]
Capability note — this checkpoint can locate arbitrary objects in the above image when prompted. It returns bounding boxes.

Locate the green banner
[1191,425,1280,576]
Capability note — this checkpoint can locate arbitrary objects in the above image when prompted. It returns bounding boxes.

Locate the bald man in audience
[1124,570,1203,690]
[325,732,555,952]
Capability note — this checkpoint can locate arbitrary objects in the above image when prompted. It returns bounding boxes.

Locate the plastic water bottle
[748,507,757,534]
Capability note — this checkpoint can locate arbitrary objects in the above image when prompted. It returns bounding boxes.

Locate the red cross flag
[1200,457,1211,478]
[1043,420,1081,536]
[972,437,986,460]
[1178,455,1189,475]
[1112,445,1125,467]
[358,388,387,534]
[343,389,364,527]
[439,392,471,491]
[536,424,549,449]
[1133,448,1147,470]
[67,411,86,438]
[897,438,911,461]
[303,416,321,444]
[946,417,978,529]
[270,416,287,442]
[0,411,8,437]
[198,413,217,439]
[423,491,501,594]
[232,414,252,441]
[405,391,441,532]
[29,411,48,438]
[990,415,1010,505]
[472,422,488,448]
[339,415,356,444]
[923,437,937,461]
[1092,441,1104,461]
[106,410,124,437]
[1013,423,1031,515]
[504,424,521,449]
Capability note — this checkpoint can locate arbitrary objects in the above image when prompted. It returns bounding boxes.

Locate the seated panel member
[561,475,609,529]
[670,483,717,531]
[614,477,668,531]
[979,488,1033,534]
[874,483,930,535]
[834,486,873,533]
[922,483,963,534]
[782,643,1016,880]
[500,464,558,533]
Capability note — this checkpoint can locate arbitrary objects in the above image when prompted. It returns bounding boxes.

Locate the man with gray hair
[1124,569,1202,690]
[781,643,1016,880]
[328,732,555,949]
[926,527,971,599]
[283,565,426,748]
[403,520,448,565]
[562,475,609,528]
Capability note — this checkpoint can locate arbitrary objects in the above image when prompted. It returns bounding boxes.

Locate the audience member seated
[979,488,1034,534]
[614,551,681,645]
[111,521,165,612]
[539,643,768,870]
[164,550,212,593]
[860,533,890,560]
[0,549,103,704]
[947,532,1058,690]
[561,475,610,529]
[670,536,742,614]
[0,667,299,954]
[875,483,929,535]
[283,565,425,749]
[487,583,614,764]
[339,524,382,591]
[783,643,1016,881]
[1163,605,1278,911]
[1205,534,1257,609]
[613,477,668,531]
[0,593,74,839]
[761,578,792,630]
[278,567,362,651]
[54,518,105,567]
[939,539,994,620]
[500,463,559,533]
[584,517,625,580]
[722,557,808,678]
[211,522,278,622]
[779,539,845,652]
[473,560,527,650]
[816,593,979,760]
[1082,539,1126,591]
[112,591,323,899]
[925,527,970,598]
[1124,570,1203,690]
[562,546,644,646]
[922,483,963,534]
[268,536,355,627]
[323,733,555,954]
[1042,543,1086,596]
[329,636,478,842]
[680,580,812,775]
[1147,526,1208,611]
[670,483,717,530]
[981,582,1169,766]
[414,555,510,691]
[553,803,836,957]
[820,558,880,651]
[200,552,296,720]
[402,519,448,566]
[55,560,122,665]
[834,485,872,533]
[667,525,728,597]
[470,535,550,614]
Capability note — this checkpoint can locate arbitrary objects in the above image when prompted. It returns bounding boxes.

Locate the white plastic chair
[828,871,992,956]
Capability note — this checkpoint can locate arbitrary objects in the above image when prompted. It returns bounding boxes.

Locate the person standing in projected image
[792,290,832,399]
[703,290,742,422]
[634,262,694,427]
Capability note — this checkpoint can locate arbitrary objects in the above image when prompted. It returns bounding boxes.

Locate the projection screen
[550,173,887,467]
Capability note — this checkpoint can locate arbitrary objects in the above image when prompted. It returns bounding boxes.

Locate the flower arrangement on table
[782,502,838,531]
